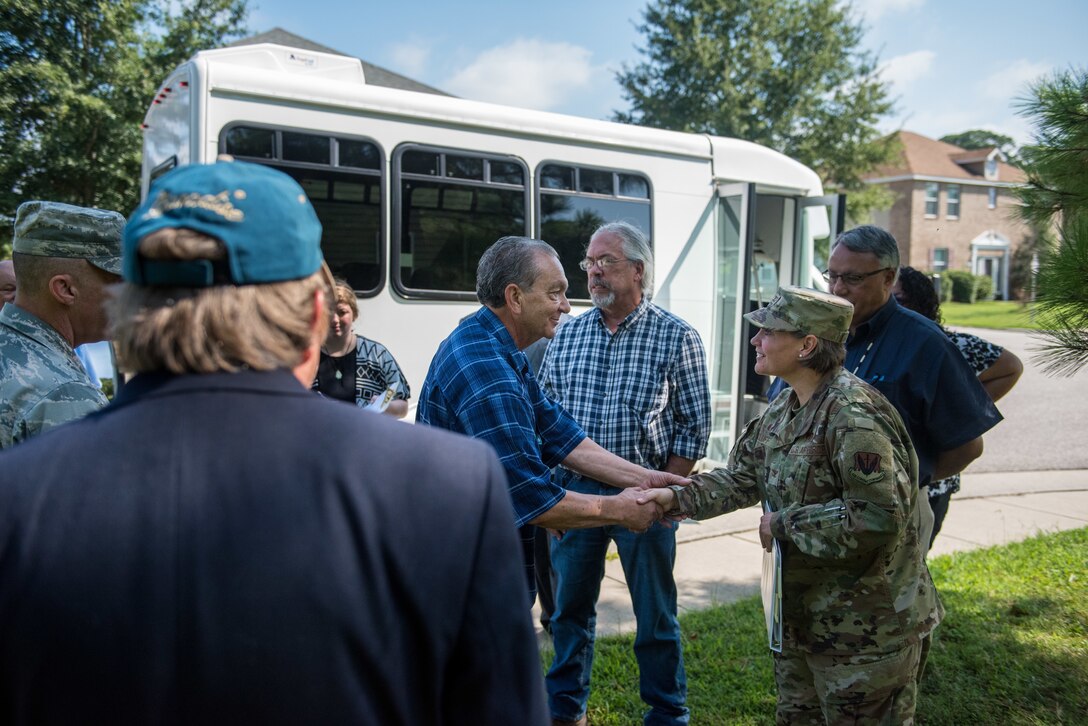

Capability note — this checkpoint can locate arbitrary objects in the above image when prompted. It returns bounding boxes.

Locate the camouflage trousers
[773,635,931,725]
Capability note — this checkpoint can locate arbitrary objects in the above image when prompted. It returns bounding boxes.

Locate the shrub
[974,273,995,301]
[933,271,954,303]
[946,269,978,303]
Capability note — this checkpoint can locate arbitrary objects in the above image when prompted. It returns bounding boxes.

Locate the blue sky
[246,0,1086,147]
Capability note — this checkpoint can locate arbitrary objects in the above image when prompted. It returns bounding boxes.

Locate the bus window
[221,125,383,295]
[394,146,529,299]
[223,126,274,159]
[537,163,652,300]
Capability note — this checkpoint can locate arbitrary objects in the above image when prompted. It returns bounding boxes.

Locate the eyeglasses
[821,268,892,286]
[578,256,633,271]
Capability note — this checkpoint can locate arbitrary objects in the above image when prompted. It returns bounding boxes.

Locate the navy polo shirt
[769,296,1001,486]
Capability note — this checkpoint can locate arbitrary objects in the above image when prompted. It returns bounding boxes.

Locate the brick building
[865,131,1029,299]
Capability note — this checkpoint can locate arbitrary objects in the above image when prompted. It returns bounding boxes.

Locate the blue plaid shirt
[416,307,585,527]
[539,299,711,475]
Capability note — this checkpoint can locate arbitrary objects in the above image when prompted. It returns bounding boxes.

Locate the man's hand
[637,487,688,522]
[639,470,691,490]
[613,487,663,533]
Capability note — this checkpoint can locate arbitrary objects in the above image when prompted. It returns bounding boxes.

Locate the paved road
[957,327,1088,473]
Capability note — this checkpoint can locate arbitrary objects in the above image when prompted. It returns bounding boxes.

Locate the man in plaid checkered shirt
[539,221,711,726]
[417,236,692,612]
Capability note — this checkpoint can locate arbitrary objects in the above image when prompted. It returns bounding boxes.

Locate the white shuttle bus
[139,43,844,461]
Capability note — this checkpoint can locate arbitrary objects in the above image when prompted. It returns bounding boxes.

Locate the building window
[933,248,949,272]
[924,182,939,217]
[946,184,960,219]
[985,157,998,179]
[989,187,997,209]
[537,162,652,300]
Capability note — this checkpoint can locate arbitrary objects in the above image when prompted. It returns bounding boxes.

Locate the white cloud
[443,39,599,111]
[854,0,926,22]
[979,59,1052,101]
[880,50,936,88]
[389,41,431,78]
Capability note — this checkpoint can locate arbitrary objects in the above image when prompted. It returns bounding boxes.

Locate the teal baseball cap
[123,159,323,286]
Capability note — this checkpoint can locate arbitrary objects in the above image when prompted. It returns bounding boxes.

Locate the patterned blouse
[928,331,1002,498]
[313,336,411,408]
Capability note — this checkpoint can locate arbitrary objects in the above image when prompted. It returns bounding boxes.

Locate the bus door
[706,182,756,464]
[706,189,845,463]
[795,195,846,289]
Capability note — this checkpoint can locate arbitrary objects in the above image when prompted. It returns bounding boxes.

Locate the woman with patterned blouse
[312,279,411,418]
[893,266,1023,546]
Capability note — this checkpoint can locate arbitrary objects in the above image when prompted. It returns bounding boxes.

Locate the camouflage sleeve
[770,406,906,559]
[14,381,108,443]
[672,417,763,520]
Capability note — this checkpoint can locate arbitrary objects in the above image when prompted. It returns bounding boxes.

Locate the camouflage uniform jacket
[0,304,108,449]
[673,367,943,654]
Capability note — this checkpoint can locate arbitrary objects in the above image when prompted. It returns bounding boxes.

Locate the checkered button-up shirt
[539,299,711,474]
[416,307,585,526]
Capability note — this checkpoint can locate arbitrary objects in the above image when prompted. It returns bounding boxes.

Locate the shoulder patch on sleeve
[850,450,886,484]
[841,427,896,489]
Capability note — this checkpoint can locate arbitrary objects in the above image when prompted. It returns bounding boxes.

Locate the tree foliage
[614,0,899,221]
[0,0,248,225]
[939,129,1018,160]
[1015,67,1088,376]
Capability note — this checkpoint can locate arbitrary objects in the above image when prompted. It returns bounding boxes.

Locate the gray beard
[590,290,615,308]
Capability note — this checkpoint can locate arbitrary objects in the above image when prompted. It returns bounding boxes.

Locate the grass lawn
[540,527,1088,725]
[941,300,1042,330]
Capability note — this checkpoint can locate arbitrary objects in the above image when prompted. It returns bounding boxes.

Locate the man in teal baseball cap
[0,159,549,724]
[0,201,124,449]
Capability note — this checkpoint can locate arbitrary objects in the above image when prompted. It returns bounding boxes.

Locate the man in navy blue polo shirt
[774,225,1001,546]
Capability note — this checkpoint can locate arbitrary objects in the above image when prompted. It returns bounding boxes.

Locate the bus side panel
[140,67,195,198]
[201,94,721,400]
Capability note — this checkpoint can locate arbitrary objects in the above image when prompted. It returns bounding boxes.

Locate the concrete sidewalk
[534,469,1088,639]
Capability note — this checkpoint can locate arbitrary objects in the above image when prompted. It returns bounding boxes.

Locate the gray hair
[832,225,901,272]
[476,236,560,308]
[592,221,654,297]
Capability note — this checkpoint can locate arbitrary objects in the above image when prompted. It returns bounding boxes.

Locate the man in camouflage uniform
[0,260,15,308]
[640,286,942,725]
[0,202,123,449]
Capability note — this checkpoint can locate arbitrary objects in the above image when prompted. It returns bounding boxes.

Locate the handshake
[611,471,689,533]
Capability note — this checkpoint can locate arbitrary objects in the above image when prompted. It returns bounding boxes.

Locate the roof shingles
[868,131,1024,183]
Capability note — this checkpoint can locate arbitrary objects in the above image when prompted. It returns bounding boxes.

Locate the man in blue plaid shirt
[416,236,690,611]
[539,222,711,726]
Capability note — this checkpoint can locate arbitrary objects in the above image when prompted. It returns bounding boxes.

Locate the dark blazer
[0,370,547,725]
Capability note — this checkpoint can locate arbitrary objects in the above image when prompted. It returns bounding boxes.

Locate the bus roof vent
[194,43,366,84]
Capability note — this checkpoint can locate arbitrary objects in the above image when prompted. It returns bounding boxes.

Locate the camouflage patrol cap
[13,201,124,275]
[744,286,854,344]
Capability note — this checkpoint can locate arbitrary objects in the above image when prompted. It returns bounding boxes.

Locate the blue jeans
[545,471,689,725]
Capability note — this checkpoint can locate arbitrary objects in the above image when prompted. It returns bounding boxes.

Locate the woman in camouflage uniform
[640,286,942,725]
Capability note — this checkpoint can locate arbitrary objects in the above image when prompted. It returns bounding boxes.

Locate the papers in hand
[364,383,399,413]
[761,502,784,653]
